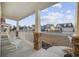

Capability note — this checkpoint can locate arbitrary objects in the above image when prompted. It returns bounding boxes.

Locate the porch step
[1,35,16,57]
[1,44,16,57]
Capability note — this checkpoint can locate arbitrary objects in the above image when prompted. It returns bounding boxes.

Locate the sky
[6,2,76,26]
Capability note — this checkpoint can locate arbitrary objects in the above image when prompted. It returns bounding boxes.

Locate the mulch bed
[42,41,52,50]
[64,54,72,57]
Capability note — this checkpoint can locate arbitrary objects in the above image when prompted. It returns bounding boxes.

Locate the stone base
[33,32,41,50]
[72,36,79,57]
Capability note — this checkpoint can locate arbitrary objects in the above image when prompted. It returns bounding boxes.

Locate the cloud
[60,10,64,13]
[41,12,64,25]
[41,12,64,20]
[52,3,62,8]
[66,10,71,14]
[41,8,48,12]
[65,15,73,19]
[48,12,63,18]
[41,11,74,25]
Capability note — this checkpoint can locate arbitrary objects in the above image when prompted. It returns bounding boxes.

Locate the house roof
[56,23,74,28]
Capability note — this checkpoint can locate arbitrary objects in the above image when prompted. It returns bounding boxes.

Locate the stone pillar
[16,20,19,38]
[71,2,79,57]
[34,9,41,50]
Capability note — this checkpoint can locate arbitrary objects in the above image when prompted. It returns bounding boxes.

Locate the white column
[0,3,1,24]
[16,20,19,31]
[75,3,79,36]
[35,9,41,33]
[0,4,1,32]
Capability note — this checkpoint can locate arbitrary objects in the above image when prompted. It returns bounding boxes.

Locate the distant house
[56,23,75,32]
[32,25,35,31]
[0,23,11,32]
[44,24,55,32]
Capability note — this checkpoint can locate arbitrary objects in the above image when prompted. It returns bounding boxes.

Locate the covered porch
[0,2,79,57]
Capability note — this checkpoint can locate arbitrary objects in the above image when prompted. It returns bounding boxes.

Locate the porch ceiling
[1,2,57,21]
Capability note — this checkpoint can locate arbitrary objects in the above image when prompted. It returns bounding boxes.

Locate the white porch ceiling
[1,2,57,21]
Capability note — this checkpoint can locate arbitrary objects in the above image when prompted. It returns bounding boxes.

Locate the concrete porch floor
[2,31,70,57]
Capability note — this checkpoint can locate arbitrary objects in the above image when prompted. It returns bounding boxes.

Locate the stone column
[71,3,79,57]
[34,9,41,50]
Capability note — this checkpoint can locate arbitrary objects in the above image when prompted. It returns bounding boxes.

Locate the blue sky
[6,2,76,26]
